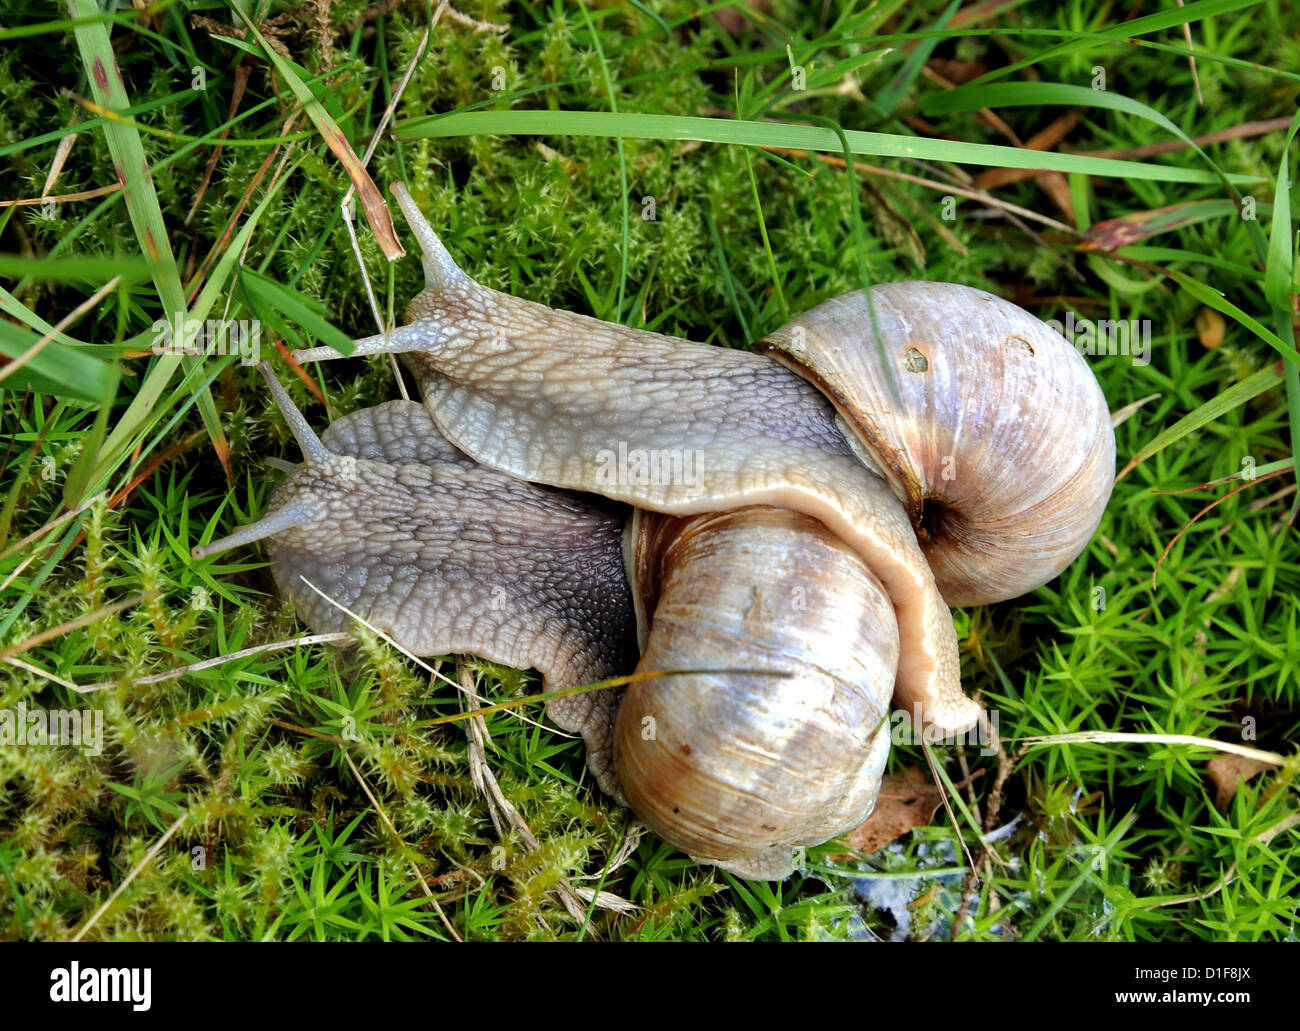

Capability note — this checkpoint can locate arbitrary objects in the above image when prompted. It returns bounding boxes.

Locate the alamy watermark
[890,703,999,757]
[150,313,261,366]
[594,440,705,496]
[50,963,150,1011]
[0,701,103,755]
[1044,311,1151,366]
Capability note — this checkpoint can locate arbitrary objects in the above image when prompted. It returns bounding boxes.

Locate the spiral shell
[759,283,1116,606]
[615,506,896,876]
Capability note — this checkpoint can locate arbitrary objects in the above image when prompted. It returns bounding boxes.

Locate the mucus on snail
[193,183,1115,880]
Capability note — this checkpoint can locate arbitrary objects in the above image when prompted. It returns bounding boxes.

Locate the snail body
[299,187,975,737]
[196,183,1116,879]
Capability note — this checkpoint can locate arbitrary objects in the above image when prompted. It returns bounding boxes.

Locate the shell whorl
[615,507,897,875]
[758,283,1116,606]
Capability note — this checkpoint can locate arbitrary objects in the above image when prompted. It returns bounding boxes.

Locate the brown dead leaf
[711,2,766,37]
[1080,199,1235,253]
[927,58,987,84]
[1035,170,1076,226]
[1196,307,1226,349]
[1206,754,1271,811]
[840,766,946,855]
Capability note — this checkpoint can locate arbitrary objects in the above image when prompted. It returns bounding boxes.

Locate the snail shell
[758,286,1116,606]
[617,507,894,876]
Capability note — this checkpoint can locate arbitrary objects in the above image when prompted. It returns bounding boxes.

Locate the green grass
[0,0,1297,941]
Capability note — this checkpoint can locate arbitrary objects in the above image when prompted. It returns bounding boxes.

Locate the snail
[193,183,1115,878]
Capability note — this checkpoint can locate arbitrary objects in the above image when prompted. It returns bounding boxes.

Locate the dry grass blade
[0,590,157,661]
[920,739,977,873]
[0,275,121,388]
[229,4,404,260]
[295,575,562,735]
[0,491,104,563]
[0,184,119,208]
[40,127,79,195]
[970,110,1082,190]
[74,632,353,693]
[1151,466,1290,588]
[1018,731,1291,768]
[455,663,633,922]
[184,63,250,228]
[336,0,448,389]
[1111,393,1162,428]
[1115,365,1285,484]
[186,113,302,300]
[1176,0,1205,104]
[4,655,82,690]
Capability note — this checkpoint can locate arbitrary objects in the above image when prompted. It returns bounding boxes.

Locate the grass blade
[396,110,1260,186]
[1261,111,1300,520]
[67,0,230,480]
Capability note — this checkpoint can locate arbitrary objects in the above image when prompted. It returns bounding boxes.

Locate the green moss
[0,0,1297,941]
